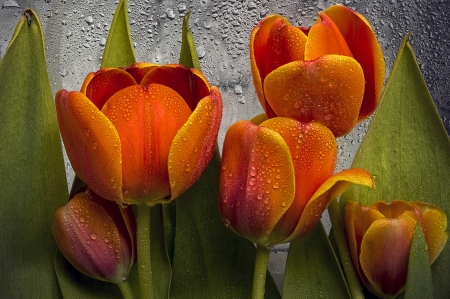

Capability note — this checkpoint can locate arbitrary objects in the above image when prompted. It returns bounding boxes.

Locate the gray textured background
[1,0,449,292]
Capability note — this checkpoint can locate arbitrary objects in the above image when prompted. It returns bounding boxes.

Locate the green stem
[252,245,271,299]
[328,199,364,299]
[136,204,154,299]
[117,280,135,299]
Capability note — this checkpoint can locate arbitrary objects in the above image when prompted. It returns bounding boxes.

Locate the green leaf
[283,222,350,299]
[341,34,450,298]
[405,224,433,299]
[101,0,136,68]
[179,11,201,70]
[0,9,68,298]
[54,250,123,299]
[169,151,280,298]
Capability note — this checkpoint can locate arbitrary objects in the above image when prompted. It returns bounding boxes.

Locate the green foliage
[0,9,68,298]
[341,34,450,298]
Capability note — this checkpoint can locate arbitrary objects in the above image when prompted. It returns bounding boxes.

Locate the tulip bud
[345,200,448,298]
[218,117,374,247]
[53,190,136,284]
[250,4,385,137]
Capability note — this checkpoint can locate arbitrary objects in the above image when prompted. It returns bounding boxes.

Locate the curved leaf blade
[0,9,68,298]
[283,222,350,299]
[341,34,450,298]
[101,0,136,68]
[179,11,201,70]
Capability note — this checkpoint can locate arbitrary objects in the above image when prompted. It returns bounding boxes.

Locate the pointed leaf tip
[179,11,201,70]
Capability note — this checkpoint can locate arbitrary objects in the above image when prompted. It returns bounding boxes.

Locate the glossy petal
[261,119,336,244]
[123,62,159,84]
[411,201,449,263]
[80,71,96,94]
[324,4,385,121]
[360,215,416,298]
[264,55,365,137]
[140,64,210,111]
[284,168,375,243]
[305,12,353,61]
[168,86,223,201]
[263,18,307,79]
[250,14,289,117]
[53,191,135,284]
[101,84,191,206]
[85,68,137,110]
[219,120,295,245]
[55,90,123,203]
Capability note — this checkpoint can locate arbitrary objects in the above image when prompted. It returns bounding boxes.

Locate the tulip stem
[327,199,364,299]
[252,244,271,299]
[117,280,135,299]
[136,204,154,299]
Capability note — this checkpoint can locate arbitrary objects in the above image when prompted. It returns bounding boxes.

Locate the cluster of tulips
[53,4,447,299]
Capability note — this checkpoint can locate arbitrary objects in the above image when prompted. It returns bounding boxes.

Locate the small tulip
[56,63,223,206]
[345,200,448,298]
[250,4,385,137]
[53,190,136,284]
[218,117,374,247]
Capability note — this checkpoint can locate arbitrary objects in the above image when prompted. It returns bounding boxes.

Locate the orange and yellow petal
[250,14,289,117]
[284,168,374,243]
[345,202,367,281]
[219,120,295,245]
[55,90,123,203]
[168,86,223,201]
[305,12,353,61]
[80,72,96,94]
[264,55,365,137]
[263,19,307,79]
[84,68,137,110]
[411,201,448,264]
[123,62,159,84]
[261,119,336,243]
[324,4,385,121]
[140,64,210,111]
[101,84,191,205]
[359,215,416,299]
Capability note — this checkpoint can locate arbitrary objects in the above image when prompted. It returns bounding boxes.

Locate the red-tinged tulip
[345,200,448,299]
[53,190,136,284]
[250,4,385,137]
[218,117,374,247]
[56,63,223,206]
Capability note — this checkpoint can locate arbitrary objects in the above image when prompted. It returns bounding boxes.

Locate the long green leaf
[283,222,350,299]
[0,9,68,298]
[341,34,450,298]
[169,151,280,298]
[101,0,135,68]
[179,11,201,70]
[405,224,433,298]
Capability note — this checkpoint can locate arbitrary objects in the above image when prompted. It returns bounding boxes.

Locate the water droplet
[273,182,279,189]
[248,177,257,186]
[223,219,231,228]
[324,113,335,121]
[92,142,97,150]
[249,166,258,176]
[85,129,90,137]
[89,233,97,240]
[80,216,85,223]
[283,94,289,101]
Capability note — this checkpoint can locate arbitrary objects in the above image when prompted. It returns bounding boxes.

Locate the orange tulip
[250,4,385,137]
[218,117,374,247]
[346,200,448,298]
[56,63,223,206]
[53,190,136,284]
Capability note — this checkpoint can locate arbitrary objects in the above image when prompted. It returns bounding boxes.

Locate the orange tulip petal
[250,14,289,117]
[345,202,368,283]
[101,84,191,205]
[168,86,223,201]
[140,64,210,111]
[304,12,353,61]
[284,168,374,243]
[55,90,123,203]
[324,4,385,121]
[264,55,365,137]
[219,120,295,245]
[368,200,414,219]
[360,216,416,298]
[263,19,307,79]
[261,119,336,243]
[411,201,448,264]
[80,72,96,94]
[85,68,137,110]
[123,62,159,84]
